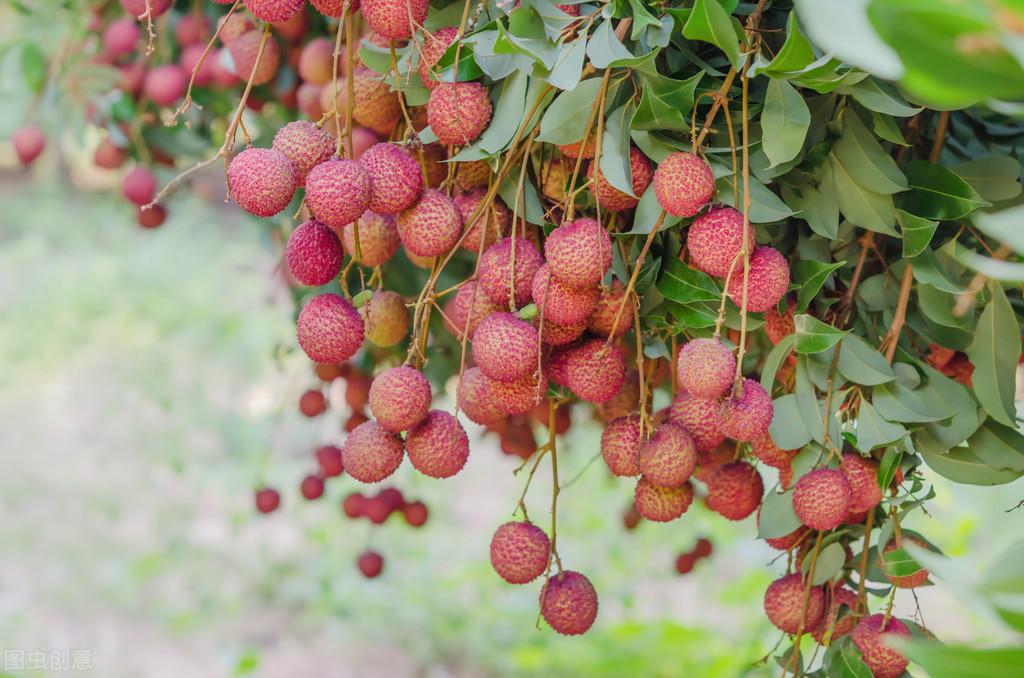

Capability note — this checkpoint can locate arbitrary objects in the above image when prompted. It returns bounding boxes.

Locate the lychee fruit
[406,410,469,478]
[881,536,931,588]
[457,367,505,425]
[595,369,640,421]
[357,550,385,578]
[104,17,140,57]
[455,189,511,253]
[472,312,538,383]
[304,158,371,227]
[297,37,339,85]
[558,137,595,160]
[455,159,492,190]
[676,338,735,399]
[478,237,544,308]
[588,146,653,211]
[694,537,713,558]
[310,0,351,17]
[532,265,599,325]
[217,13,255,45]
[180,44,216,86]
[227,30,280,86]
[244,0,303,23]
[763,573,826,635]
[544,218,612,290]
[254,487,280,513]
[361,0,428,40]
[122,0,171,17]
[490,521,550,584]
[600,415,641,477]
[445,280,501,340]
[403,500,428,527]
[419,26,459,89]
[352,67,402,136]
[764,298,796,344]
[367,365,431,433]
[668,392,726,452]
[286,220,344,286]
[687,206,756,278]
[137,205,166,229]
[675,552,698,574]
[638,422,697,487]
[634,476,694,522]
[122,166,157,206]
[565,339,626,403]
[342,491,365,517]
[726,246,790,313]
[397,189,463,257]
[228,147,297,217]
[538,317,586,346]
[300,474,325,500]
[316,444,344,477]
[296,293,365,363]
[341,211,401,266]
[720,379,774,442]
[174,13,210,46]
[360,142,424,215]
[751,431,797,470]
[792,469,853,531]
[299,388,327,416]
[706,461,764,520]
[852,614,911,678]
[811,587,858,644]
[488,369,547,415]
[272,120,335,187]
[427,82,493,147]
[343,420,405,482]
[361,290,410,347]
[652,151,716,217]
[540,570,598,635]
[94,138,127,169]
[587,281,633,337]
[840,453,883,514]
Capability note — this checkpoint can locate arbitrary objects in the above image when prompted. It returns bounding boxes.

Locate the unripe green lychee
[406,410,469,478]
[676,338,735,399]
[352,67,402,136]
[419,26,459,89]
[751,431,797,470]
[668,392,725,453]
[487,369,547,415]
[726,246,790,313]
[532,265,599,326]
[457,366,505,425]
[811,587,858,644]
[652,151,715,217]
[706,461,763,521]
[472,312,538,383]
[454,189,510,253]
[342,420,405,483]
[427,82,492,147]
[305,158,372,227]
[686,206,756,278]
[565,338,626,403]
[285,220,343,286]
[490,521,550,584]
[478,237,544,308]
[792,469,852,531]
[446,280,501,340]
[763,573,826,635]
[361,290,410,347]
[720,379,774,442]
[588,147,653,211]
[359,142,425,215]
[227,30,280,86]
[540,570,598,636]
[840,453,883,514]
[538,317,587,346]
[633,476,694,522]
[638,423,697,487]
[852,614,911,678]
[600,415,641,477]
[227,147,296,217]
[361,0,428,40]
[272,120,334,187]
[397,189,462,257]
[341,211,401,266]
[296,293,365,363]
[244,0,303,24]
[881,536,931,588]
[587,281,632,337]
[368,365,431,432]
[544,218,612,290]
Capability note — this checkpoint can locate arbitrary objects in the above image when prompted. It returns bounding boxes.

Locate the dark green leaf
[761,334,796,391]
[656,257,721,304]
[833,108,907,194]
[968,420,1024,473]
[682,0,741,68]
[966,282,1021,427]
[755,12,816,75]
[921,445,1024,486]
[631,71,702,133]
[794,259,845,313]
[829,154,898,235]
[896,209,937,258]
[878,446,902,489]
[762,79,810,168]
[794,314,846,354]
[901,160,990,221]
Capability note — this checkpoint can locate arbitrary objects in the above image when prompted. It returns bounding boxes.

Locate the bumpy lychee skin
[587,281,633,337]
[720,379,774,442]
[455,160,492,190]
[472,312,538,383]
[751,431,796,470]
[653,151,716,217]
[668,392,726,452]
[244,0,303,23]
[882,536,931,588]
[545,344,575,389]
[446,280,501,340]
[352,67,402,136]
[726,245,790,313]
[228,30,280,86]
[305,158,371,227]
[296,293,365,363]
[676,338,735,399]
[638,423,697,487]
[544,218,612,290]
[764,524,809,551]
[361,0,428,39]
[360,142,425,215]
[286,220,344,286]
[706,461,764,521]
[342,420,405,483]
[764,298,796,344]
[368,366,431,432]
[455,190,511,253]
[601,415,641,477]
[309,0,351,17]
[840,453,882,514]
[457,367,505,425]
[763,574,826,635]
[272,121,335,187]
[397,189,463,257]
[634,477,694,522]
[405,410,469,478]
[852,614,911,678]
[540,571,598,636]
[419,26,459,89]
[532,265,600,325]
[490,522,551,584]
[228,147,296,217]
[793,469,853,531]
[565,339,626,403]
[687,207,756,278]
[539,318,586,346]
[478,237,544,308]
[588,147,653,211]
[123,166,157,206]
[811,587,858,644]
[361,290,410,347]
[122,0,171,16]
[342,211,400,266]
[427,82,493,146]
[558,137,595,160]
[488,369,547,415]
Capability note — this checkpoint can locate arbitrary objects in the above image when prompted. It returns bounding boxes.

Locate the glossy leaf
[682,0,741,69]
[901,160,990,221]
[794,259,845,313]
[656,257,721,304]
[794,314,847,354]
[836,334,896,386]
[854,401,907,453]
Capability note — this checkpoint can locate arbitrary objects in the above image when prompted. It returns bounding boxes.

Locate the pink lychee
[676,338,735,399]
[396,189,463,257]
[342,420,405,483]
[668,392,726,453]
[472,312,538,384]
[341,211,400,266]
[763,573,826,635]
[544,217,612,290]
[368,365,432,432]
[296,293,365,363]
[687,206,756,278]
[532,264,599,325]
[478,237,544,308]
[652,151,716,217]
[638,422,697,488]
[490,521,550,584]
[565,339,626,403]
[726,246,790,313]
[272,120,335,187]
[719,379,774,442]
[792,468,852,531]
[305,158,372,227]
[600,415,641,477]
[427,82,492,147]
[634,476,694,522]
[406,410,469,478]
[286,220,344,286]
[852,614,911,678]
[706,461,763,520]
[540,570,598,635]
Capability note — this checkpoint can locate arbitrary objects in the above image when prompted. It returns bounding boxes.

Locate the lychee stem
[170,0,242,125]
[604,212,664,352]
[563,69,610,223]
[787,530,825,677]
[330,6,346,153]
[853,508,876,617]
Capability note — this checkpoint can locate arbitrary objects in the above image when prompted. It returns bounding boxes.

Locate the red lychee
[299,389,327,416]
[94,138,127,169]
[180,44,216,86]
[751,431,796,470]
[668,392,726,453]
[532,265,599,326]
[764,298,796,344]
[272,121,334,187]
[405,410,469,478]
[540,571,598,635]
[122,166,156,206]
[361,0,428,40]
[676,338,735,399]
[792,469,853,531]
[706,461,764,520]
[342,492,365,517]
[174,13,210,46]
[122,0,171,17]
[403,500,428,527]
[397,189,463,257]
[368,366,431,432]
[565,339,626,403]
[852,614,911,678]
[455,160,492,190]
[488,369,547,415]
[297,37,338,85]
[454,189,510,253]
[634,476,694,522]
[217,13,255,45]
[427,82,493,147]
[137,205,166,229]
[558,137,595,160]
[587,281,632,337]
[726,245,790,313]
[457,367,505,425]
[811,587,858,644]
[296,293,365,363]
[359,142,425,215]
[763,573,826,635]
[638,423,697,488]
[341,211,401,266]
[653,151,715,217]
[538,317,586,346]
[840,453,883,514]
[310,0,352,17]
[316,444,344,477]
[600,415,641,477]
[472,312,538,383]
[361,290,409,347]
[445,280,501,340]
[544,218,612,290]
[286,220,344,286]
[342,420,405,482]
[254,487,280,513]
[352,67,402,136]
[720,379,774,442]
[687,206,756,278]
[490,521,550,584]
[675,552,698,574]
[588,146,653,211]
[305,158,371,227]
[228,147,297,217]
[419,26,459,89]
[227,30,280,86]
[300,474,325,500]
[478,237,544,308]
[244,0,303,23]
[357,550,385,578]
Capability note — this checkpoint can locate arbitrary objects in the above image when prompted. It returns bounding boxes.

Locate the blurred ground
[0,170,1020,678]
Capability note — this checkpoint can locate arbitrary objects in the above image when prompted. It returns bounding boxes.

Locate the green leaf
[19,42,46,94]
[631,71,701,133]
[916,365,982,454]
[656,258,721,304]
[910,248,966,295]
[830,638,874,678]
[973,202,1024,255]
[758,488,802,539]
[952,155,1023,203]
[803,542,847,585]
[872,381,952,423]
[871,111,908,145]
[599,102,637,196]
[902,642,1024,678]
[756,12,816,75]
[479,70,528,154]
[882,547,926,578]
[794,314,846,354]
[716,174,795,223]
[547,37,587,91]
[585,19,634,68]
[682,0,741,69]
[829,154,897,235]
[921,445,1024,486]
[878,446,902,489]
[968,420,1024,473]
[497,7,559,69]
[837,335,896,386]
[833,109,907,195]
[536,77,606,144]
[762,79,810,168]
[837,77,921,117]
[769,395,814,450]
[761,334,796,391]
[794,259,845,313]
[794,0,903,80]
[896,209,937,258]
[782,167,839,239]
[628,183,681,234]
[901,160,990,221]
[855,401,907,453]
[667,301,718,330]
[966,282,1021,427]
